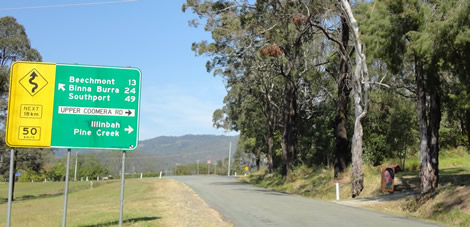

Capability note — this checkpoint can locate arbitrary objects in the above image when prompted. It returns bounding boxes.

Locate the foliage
[182,0,470,195]
[77,155,109,179]
[47,161,66,181]
[363,89,418,166]
[0,16,42,67]
[0,16,42,124]
[0,148,54,180]
[23,153,112,182]
[0,16,44,187]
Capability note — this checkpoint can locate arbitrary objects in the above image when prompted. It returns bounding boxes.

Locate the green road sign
[6,62,141,150]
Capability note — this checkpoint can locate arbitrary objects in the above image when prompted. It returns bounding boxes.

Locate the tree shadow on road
[210,181,249,186]
[235,188,289,196]
[78,217,161,227]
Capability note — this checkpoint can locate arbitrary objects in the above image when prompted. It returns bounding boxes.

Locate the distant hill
[139,135,238,155]
[55,134,239,173]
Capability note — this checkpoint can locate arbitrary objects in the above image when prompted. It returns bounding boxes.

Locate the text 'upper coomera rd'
[58,106,135,117]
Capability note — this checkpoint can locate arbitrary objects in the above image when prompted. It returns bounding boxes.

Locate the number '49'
[125,96,136,102]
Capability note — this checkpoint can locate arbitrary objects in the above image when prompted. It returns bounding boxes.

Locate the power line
[0,0,137,11]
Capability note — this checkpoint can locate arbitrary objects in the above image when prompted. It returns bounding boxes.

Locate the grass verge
[0,179,230,227]
[240,147,470,226]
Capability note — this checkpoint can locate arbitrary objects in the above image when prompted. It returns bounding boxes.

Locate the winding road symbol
[19,69,48,96]
[29,71,39,93]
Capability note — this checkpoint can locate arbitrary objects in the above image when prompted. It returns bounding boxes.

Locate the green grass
[0,178,230,227]
[0,179,160,226]
[0,180,114,203]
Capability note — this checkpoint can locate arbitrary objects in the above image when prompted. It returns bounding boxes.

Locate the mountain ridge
[55,134,239,173]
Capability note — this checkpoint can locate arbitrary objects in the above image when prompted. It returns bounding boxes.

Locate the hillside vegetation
[52,135,238,176]
[241,147,470,226]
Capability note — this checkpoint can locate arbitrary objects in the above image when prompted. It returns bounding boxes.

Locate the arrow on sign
[125,110,132,116]
[58,83,66,91]
[124,125,134,134]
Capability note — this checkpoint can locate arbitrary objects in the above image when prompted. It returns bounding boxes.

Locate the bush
[17,169,48,182]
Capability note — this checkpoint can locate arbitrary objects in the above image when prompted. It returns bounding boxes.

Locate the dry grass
[241,165,388,200]
[364,185,470,226]
[241,148,470,226]
[151,179,230,227]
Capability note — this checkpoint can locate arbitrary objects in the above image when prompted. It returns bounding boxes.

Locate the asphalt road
[169,176,440,227]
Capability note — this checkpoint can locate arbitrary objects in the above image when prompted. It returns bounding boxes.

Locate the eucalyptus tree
[0,16,41,67]
[336,0,371,197]
[418,0,470,192]
[359,0,470,193]
[0,16,43,201]
[212,42,284,173]
[243,56,284,173]
[360,0,437,193]
[0,16,42,127]
[309,1,353,178]
[184,0,331,176]
[435,0,470,148]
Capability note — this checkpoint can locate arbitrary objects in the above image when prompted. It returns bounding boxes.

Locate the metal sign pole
[74,151,78,181]
[7,149,15,227]
[62,149,72,227]
[227,142,232,176]
[119,150,126,227]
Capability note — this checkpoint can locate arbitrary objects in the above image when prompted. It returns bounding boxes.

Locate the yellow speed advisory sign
[6,62,56,148]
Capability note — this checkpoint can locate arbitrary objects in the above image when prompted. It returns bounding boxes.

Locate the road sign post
[62,149,71,227]
[228,142,232,176]
[74,151,78,181]
[7,149,15,227]
[208,160,211,175]
[119,151,126,227]
[5,61,141,227]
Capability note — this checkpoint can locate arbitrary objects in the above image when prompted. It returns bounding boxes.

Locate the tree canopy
[185,0,470,196]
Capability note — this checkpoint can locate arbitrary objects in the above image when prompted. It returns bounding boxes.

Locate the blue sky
[1,0,238,140]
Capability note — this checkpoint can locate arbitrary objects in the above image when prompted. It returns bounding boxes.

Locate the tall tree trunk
[265,98,275,173]
[351,113,365,198]
[334,14,351,179]
[281,136,288,176]
[465,110,470,148]
[428,89,440,188]
[419,69,440,193]
[340,0,369,198]
[350,57,367,198]
[0,152,4,171]
[416,60,429,190]
[266,123,274,173]
[281,80,297,177]
[334,89,350,178]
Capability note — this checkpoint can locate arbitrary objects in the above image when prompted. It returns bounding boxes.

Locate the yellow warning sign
[6,62,56,148]
[19,69,48,96]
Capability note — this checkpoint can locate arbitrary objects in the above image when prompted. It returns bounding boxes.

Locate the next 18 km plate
[6,62,142,151]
